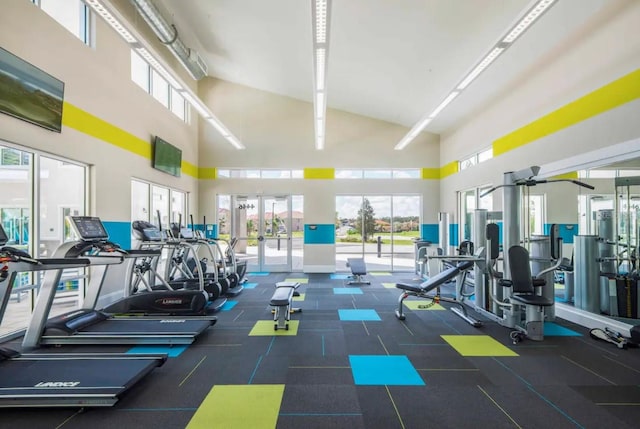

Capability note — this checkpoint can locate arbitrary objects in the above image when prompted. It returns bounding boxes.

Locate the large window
[130,50,189,121]
[458,185,493,243]
[130,179,187,241]
[335,195,421,272]
[0,143,88,339]
[33,0,91,45]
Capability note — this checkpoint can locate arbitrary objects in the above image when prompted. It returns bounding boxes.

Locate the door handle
[257,235,264,242]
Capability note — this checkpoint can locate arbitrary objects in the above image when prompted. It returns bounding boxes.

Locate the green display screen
[153,136,182,177]
[0,46,64,133]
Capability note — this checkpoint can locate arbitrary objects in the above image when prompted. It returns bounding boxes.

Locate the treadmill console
[180,228,194,239]
[68,216,109,242]
[143,228,164,241]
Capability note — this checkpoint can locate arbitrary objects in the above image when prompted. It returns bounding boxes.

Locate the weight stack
[616,276,638,319]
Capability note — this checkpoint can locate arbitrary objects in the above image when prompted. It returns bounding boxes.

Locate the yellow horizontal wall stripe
[421,168,440,179]
[304,167,335,179]
[551,171,578,180]
[198,167,217,179]
[62,102,151,159]
[439,161,459,179]
[62,101,198,178]
[181,160,198,178]
[493,69,640,156]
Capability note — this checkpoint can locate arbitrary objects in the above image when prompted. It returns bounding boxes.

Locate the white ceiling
[154,0,612,137]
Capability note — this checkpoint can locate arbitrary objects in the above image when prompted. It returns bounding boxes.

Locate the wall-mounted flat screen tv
[153,136,182,177]
[0,46,64,133]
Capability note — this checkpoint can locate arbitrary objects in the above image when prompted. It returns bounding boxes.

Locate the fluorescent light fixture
[395,0,557,150]
[503,0,556,43]
[85,0,137,43]
[135,48,182,89]
[181,91,210,117]
[207,118,231,137]
[316,48,326,91]
[429,91,460,118]
[312,0,331,150]
[315,0,327,44]
[316,92,325,114]
[206,118,246,149]
[394,136,414,151]
[411,117,432,137]
[227,136,245,150]
[86,0,243,150]
[457,47,505,90]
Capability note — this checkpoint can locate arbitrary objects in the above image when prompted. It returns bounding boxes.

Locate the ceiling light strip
[429,91,459,118]
[503,0,556,43]
[84,0,137,43]
[312,0,331,150]
[315,0,328,44]
[180,91,210,118]
[394,0,557,150]
[135,47,183,89]
[316,49,326,91]
[457,47,505,90]
[87,0,244,150]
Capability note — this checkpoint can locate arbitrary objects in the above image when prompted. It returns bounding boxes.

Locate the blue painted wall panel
[103,221,131,250]
[449,223,459,246]
[420,224,438,243]
[544,223,578,244]
[304,224,335,244]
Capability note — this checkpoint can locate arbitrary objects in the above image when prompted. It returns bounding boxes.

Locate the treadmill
[22,216,216,349]
[0,226,166,408]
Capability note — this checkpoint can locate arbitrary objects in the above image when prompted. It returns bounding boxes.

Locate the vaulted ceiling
[154,0,612,139]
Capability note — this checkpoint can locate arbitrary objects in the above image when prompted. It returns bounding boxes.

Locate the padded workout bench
[346,258,370,285]
[395,260,481,327]
[270,282,301,330]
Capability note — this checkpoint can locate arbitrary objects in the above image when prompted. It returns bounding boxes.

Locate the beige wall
[438,0,640,220]
[0,0,199,223]
[197,80,440,269]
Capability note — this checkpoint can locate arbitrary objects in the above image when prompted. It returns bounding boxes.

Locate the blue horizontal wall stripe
[496,221,503,246]
[449,223,459,246]
[207,224,218,239]
[544,223,578,244]
[103,221,131,250]
[421,224,438,243]
[304,224,335,244]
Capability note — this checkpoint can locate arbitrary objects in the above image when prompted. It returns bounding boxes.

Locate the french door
[231,195,292,272]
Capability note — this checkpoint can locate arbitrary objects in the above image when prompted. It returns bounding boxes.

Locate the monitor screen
[0,46,64,133]
[0,223,8,245]
[152,136,182,177]
[69,216,109,241]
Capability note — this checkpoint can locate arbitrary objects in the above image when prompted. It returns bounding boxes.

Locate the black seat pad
[511,294,554,306]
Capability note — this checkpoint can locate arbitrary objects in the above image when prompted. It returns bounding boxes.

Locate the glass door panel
[233,197,260,272]
[363,196,391,272]
[227,195,293,273]
[262,196,290,271]
[335,195,364,271]
[391,195,421,272]
[291,195,304,271]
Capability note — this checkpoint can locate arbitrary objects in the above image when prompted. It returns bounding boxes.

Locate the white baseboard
[555,303,633,337]
[303,265,335,273]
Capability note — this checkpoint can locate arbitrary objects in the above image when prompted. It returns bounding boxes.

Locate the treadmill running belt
[77,318,213,335]
[0,358,160,397]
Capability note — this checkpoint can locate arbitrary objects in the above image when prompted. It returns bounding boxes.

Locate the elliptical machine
[126,219,227,312]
